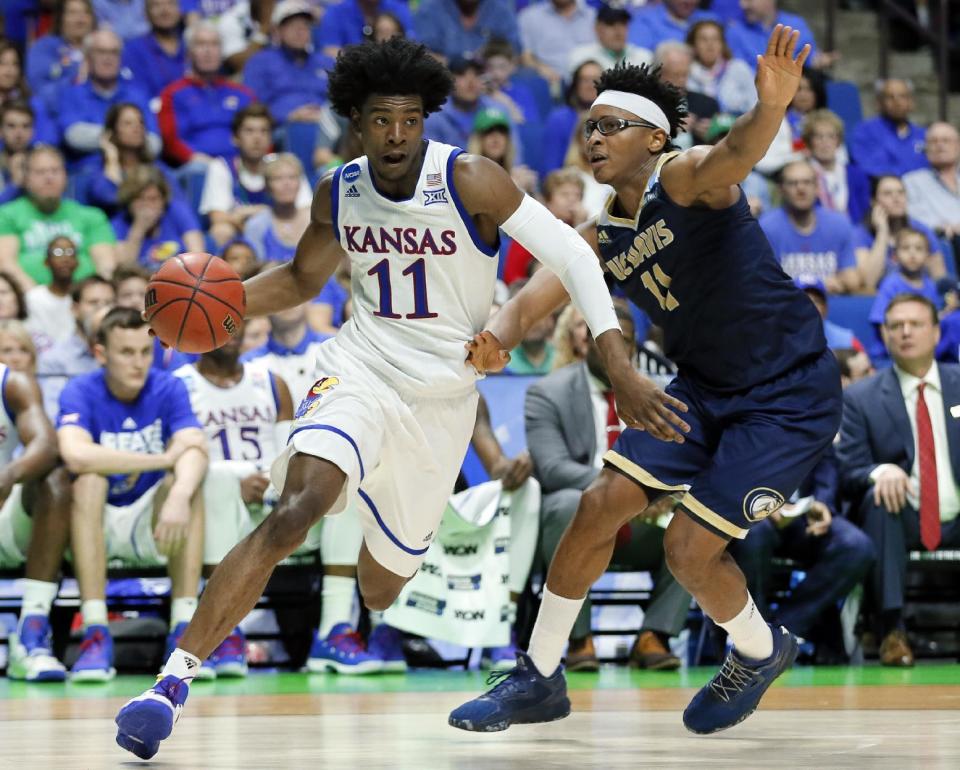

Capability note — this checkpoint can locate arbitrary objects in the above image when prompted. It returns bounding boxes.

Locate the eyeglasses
[49,247,76,258]
[583,116,658,140]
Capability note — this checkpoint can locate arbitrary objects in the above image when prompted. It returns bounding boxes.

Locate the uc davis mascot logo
[742,487,785,523]
[294,376,340,420]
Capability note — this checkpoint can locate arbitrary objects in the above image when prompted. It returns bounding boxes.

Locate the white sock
[716,593,774,661]
[527,587,586,677]
[20,579,58,621]
[319,575,356,638]
[170,597,198,629]
[161,647,202,683]
[81,599,108,629]
[368,609,384,629]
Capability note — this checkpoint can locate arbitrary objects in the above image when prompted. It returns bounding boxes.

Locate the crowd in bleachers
[1,0,959,682]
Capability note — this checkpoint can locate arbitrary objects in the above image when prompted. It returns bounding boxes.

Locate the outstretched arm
[662,25,811,208]
[243,172,347,318]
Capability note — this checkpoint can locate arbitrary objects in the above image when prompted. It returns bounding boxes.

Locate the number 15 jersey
[330,140,499,399]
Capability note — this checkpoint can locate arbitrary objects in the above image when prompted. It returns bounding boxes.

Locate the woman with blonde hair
[467,109,537,195]
[551,304,589,370]
[0,319,38,374]
[244,153,311,262]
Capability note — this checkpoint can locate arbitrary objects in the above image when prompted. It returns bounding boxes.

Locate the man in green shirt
[0,146,116,288]
[505,276,558,375]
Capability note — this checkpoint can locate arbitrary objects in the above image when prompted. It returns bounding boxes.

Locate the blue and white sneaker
[448,651,571,732]
[367,623,407,673]
[115,675,190,760]
[6,615,66,682]
[481,631,519,671]
[306,623,382,675]
[208,627,248,678]
[166,622,216,681]
[70,624,116,682]
[683,624,799,735]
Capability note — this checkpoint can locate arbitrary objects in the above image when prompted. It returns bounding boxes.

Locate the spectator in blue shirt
[0,102,36,202]
[56,306,208,681]
[795,277,866,353]
[92,0,150,39]
[850,79,928,180]
[60,29,160,169]
[628,0,714,52]
[481,38,541,127]
[759,160,861,293]
[112,165,204,267]
[414,0,520,61]
[243,1,334,124]
[802,109,871,226]
[726,0,832,70]
[315,0,414,58]
[159,21,254,166]
[519,0,596,90]
[88,102,178,216]
[424,56,506,151]
[122,0,189,100]
[854,174,947,293]
[0,42,60,148]
[25,0,96,101]
[540,58,601,176]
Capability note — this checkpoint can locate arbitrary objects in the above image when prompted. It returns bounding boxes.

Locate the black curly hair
[595,62,688,144]
[327,38,454,119]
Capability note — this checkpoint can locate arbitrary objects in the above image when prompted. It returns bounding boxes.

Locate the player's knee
[572,486,621,540]
[663,524,709,587]
[43,466,73,509]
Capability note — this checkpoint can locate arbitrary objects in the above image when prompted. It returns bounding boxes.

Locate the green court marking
[2,665,958,701]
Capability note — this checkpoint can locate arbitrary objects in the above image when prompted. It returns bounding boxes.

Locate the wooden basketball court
[2,667,959,768]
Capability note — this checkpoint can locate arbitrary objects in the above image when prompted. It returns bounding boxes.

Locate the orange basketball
[144,253,246,354]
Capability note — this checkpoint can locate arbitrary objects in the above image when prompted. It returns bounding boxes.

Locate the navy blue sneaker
[115,675,190,760]
[448,652,571,732]
[367,623,407,673]
[683,624,798,735]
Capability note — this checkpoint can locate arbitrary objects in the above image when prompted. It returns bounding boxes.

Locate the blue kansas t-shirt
[57,369,200,506]
[759,208,856,284]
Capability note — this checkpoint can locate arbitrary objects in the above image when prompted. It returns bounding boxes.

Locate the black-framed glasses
[583,116,658,140]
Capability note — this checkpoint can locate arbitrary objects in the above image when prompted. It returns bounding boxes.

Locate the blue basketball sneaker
[683,624,799,735]
[448,652,571,732]
[115,675,190,760]
[166,622,216,680]
[307,623,382,674]
[6,615,66,682]
[208,627,248,678]
[367,624,407,673]
[70,624,116,682]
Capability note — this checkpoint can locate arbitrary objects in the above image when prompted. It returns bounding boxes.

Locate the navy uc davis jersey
[330,140,499,398]
[597,152,826,392]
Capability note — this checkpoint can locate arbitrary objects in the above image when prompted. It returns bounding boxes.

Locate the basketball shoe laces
[79,628,107,655]
[484,666,529,697]
[329,629,366,653]
[709,654,757,703]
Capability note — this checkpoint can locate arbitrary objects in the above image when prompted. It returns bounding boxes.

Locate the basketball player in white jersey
[174,332,294,678]
[0,362,73,681]
[117,38,687,759]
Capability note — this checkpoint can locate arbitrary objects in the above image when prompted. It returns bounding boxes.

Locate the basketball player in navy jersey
[116,38,673,759]
[451,26,841,734]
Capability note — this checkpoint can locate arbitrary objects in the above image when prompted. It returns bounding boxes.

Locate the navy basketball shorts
[604,349,842,540]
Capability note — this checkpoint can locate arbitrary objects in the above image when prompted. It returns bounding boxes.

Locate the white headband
[591,90,670,133]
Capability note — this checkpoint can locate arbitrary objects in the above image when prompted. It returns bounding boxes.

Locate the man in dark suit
[729,447,874,659]
[526,301,690,671]
[838,292,960,666]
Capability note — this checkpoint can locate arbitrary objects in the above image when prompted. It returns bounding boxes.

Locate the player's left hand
[465,330,511,374]
[755,24,811,110]
[610,369,690,443]
[805,500,832,537]
[154,498,191,557]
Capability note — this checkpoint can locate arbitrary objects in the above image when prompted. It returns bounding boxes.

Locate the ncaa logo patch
[423,188,448,206]
[294,376,340,420]
[742,487,785,523]
[342,164,361,183]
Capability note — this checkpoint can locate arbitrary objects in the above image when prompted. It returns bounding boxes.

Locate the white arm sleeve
[500,195,619,338]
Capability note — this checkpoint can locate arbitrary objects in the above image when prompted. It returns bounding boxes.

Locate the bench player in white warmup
[115,38,686,760]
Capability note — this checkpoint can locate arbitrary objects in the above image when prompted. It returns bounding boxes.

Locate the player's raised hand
[465,330,511,375]
[610,370,690,444]
[755,24,811,110]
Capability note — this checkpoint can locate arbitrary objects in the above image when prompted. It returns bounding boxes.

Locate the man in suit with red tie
[525,300,690,672]
[838,292,960,666]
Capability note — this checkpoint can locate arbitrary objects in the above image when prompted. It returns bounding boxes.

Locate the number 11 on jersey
[368,258,438,319]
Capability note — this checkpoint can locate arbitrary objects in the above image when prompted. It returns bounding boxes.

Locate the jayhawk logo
[742,487,785,523]
[294,377,340,420]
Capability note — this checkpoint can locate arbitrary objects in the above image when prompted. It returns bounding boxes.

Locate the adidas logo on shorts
[345,185,360,198]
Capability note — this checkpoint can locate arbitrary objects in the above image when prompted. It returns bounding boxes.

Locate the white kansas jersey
[174,362,280,467]
[331,140,499,398]
[0,365,20,464]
